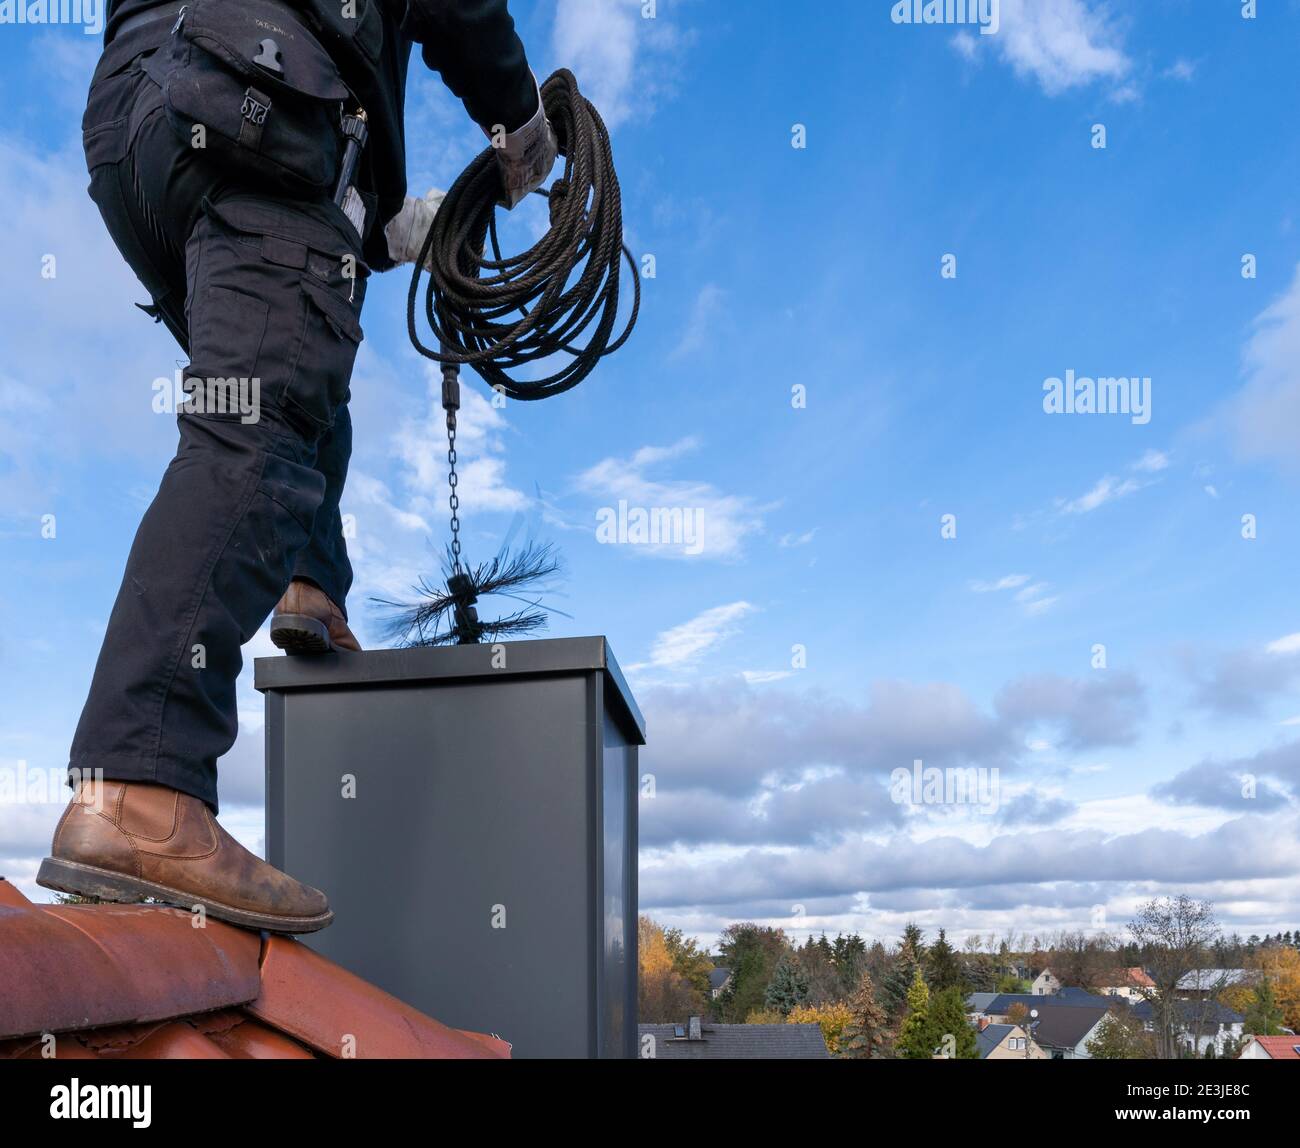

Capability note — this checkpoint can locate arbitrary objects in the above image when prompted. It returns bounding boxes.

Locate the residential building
[1132,999,1245,1057]
[1099,966,1155,1002]
[1031,968,1062,996]
[638,1019,830,1059]
[1028,1004,1110,1059]
[967,987,1112,1022]
[708,967,733,999]
[975,1018,1047,1059]
[1174,969,1255,999]
[1239,1035,1300,1060]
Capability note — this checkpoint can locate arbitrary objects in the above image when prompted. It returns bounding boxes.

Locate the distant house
[639,1018,830,1060]
[1099,967,1155,1002]
[1174,969,1254,1000]
[1031,968,1062,996]
[708,967,732,999]
[1131,999,1245,1057]
[967,987,1112,1022]
[1025,1004,1110,1060]
[1239,1035,1300,1060]
[975,1019,1047,1060]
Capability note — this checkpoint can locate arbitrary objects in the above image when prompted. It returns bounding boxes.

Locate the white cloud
[1132,449,1169,473]
[956,0,1133,98]
[393,366,527,515]
[970,573,1031,593]
[1228,264,1300,467]
[551,0,685,129]
[1058,474,1140,514]
[1265,632,1300,656]
[576,438,765,560]
[971,573,1056,615]
[644,602,754,670]
[778,529,817,548]
[670,283,725,361]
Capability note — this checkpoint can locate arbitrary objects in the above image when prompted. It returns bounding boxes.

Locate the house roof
[708,967,732,991]
[975,1023,1014,1058]
[1175,969,1254,991]
[0,877,509,1059]
[1106,966,1155,989]
[1131,999,1244,1029]
[966,992,999,1013]
[1027,1004,1110,1050]
[638,1023,830,1059]
[1244,1036,1300,1059]
[979,988,1111,1015]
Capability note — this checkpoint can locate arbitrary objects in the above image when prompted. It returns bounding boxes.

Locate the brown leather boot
[37,779,333,934]
[270,578,361,654]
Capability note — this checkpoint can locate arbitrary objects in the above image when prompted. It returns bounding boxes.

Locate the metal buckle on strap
[113,1,187,42]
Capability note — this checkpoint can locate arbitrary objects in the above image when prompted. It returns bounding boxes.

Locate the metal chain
[446,411,462,576]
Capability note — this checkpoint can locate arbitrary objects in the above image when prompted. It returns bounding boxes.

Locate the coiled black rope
[406,68,640,401]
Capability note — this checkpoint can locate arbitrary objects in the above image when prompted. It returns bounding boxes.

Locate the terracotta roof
[0,878,509,1060]
[1246,1036,1300,1060]
[1108,966,1155,989]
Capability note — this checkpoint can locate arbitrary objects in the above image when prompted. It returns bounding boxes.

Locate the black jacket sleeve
[400,0,538,133]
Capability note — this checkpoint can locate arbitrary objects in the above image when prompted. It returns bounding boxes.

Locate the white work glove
[384,188,446,270]
[490,73,558,209]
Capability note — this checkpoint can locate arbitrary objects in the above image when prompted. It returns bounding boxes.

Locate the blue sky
[2,0,1300,950]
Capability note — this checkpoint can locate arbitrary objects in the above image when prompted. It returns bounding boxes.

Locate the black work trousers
[69,43,369,812]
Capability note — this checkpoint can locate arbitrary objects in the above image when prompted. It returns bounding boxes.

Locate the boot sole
[270,613,334,655]
[36,857,334,935]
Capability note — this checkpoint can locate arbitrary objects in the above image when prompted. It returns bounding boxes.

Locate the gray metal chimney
[688,1016,702,1041]
[256,636,644,1058]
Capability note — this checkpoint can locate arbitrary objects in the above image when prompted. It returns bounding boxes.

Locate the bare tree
[1047,928,1118,991]
[1128,896,1221,1059]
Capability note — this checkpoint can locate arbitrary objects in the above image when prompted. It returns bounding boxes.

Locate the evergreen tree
[926,928,966,992]
[882,924,926,1020]
[713,923,790,1023]
[764,953,810,1016]
[929,986,978,1059]
[839,970,892,1059]
[1243,980,1285,1036]
[895,969,939,1059]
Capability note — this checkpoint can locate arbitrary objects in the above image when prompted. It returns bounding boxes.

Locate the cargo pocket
[284,275,364,433]
[185,284,270,421]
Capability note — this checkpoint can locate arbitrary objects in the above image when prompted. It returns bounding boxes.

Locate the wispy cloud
[971,573,1031,593]
[971,573,1056,615]
[1058,474,1141,515]
[954,0,1133,99]
[670,283,725,361]
[644,602,755,670]
[551,0,687,129]
[576,438,765,560]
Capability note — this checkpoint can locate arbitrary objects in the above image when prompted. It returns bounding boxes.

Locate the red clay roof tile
[0,897,261,1041]
[0,876,510,1059]
[248,934,510,1059]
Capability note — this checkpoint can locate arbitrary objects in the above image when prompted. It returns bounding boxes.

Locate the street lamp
[1025,1007,1039,1059]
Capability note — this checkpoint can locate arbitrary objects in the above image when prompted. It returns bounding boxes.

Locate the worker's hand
[490,73,557,209]
[384,188,446,270]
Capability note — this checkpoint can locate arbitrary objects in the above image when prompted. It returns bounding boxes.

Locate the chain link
[446,411,462,575]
